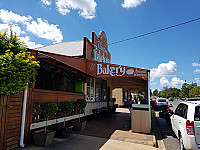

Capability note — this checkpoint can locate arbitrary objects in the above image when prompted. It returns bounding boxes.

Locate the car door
[171,104,183,136]
[194,105,200,144]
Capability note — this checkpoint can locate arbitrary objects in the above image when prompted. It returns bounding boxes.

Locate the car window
[182,104,188,119]
[194,106,200,121]
[157,99,166,102]
[175,104,181,115]
[175,103,188,119]
[175,103,183,117]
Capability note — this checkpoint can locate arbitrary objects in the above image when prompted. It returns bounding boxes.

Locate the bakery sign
[92,31,111,63]
[96,63,148,80]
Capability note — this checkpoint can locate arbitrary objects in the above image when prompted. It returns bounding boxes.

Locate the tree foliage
[41,101,58,117]
[151,82,198,99]
[75,99,87,111]
[60,101,73,115]
[189,86,200,98]
[179,82,197,98]
[153,89,159,96]
[0,29,39,96]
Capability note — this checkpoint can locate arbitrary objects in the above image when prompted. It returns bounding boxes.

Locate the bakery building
[0,31,150,149]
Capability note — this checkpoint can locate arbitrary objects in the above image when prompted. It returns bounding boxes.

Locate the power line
[108,17,200,46]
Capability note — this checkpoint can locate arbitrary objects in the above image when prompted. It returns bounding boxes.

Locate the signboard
[87,60,148,81]
[92,31,111,63]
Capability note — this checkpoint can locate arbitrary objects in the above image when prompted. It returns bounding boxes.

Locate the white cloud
[121,0,146,8]
[0,24,25,35]
[195,69,200,73]
[41,0,52,6]
[19,36,43,49]
[150,61,177,81]
[192,62,200,67]
[194,78,200,83]
[26,18,63,43]
[0,9,32,24]
[160,77,184,87]
[0,9,63,43]
[171,77,185,87]
[56,0,97,19]
[160,77,170,87]
[151,82,157,86]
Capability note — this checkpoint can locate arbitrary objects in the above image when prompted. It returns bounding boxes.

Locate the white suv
[171,100,200,150]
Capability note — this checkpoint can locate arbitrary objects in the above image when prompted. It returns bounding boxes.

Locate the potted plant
[73,99,87,132]
[55,101,73,138]
[33,101,58,147]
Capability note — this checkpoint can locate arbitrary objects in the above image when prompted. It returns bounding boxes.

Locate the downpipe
[20,86,28,147]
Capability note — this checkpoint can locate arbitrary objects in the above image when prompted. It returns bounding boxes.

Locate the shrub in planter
[33,101,58,147]
[55,101,73,138]
[73,99,87,132]
[151,109,156,121]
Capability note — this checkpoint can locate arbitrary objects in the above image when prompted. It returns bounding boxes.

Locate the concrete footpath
[17,108,165,150]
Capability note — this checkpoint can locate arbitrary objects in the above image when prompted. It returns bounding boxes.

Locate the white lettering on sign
[94,49,111,63]
[134,69,147,78]
[97,64,125,76]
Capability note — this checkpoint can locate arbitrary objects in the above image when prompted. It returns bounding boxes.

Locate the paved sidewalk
[100,139,156,150]
[18,108,160,150]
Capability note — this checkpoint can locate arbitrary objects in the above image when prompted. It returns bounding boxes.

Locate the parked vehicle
[155,98,168,110]
[150,97,157,108]
[171,100,200,150]
[168,97,174,102]
[159,106,173,125]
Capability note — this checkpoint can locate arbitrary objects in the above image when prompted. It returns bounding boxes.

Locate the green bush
[75,99,87,123]
[41,101,58,118]
[0,29,39,96]
[151,109,156,121]
[75,99,87,111]
[60,101,73,115]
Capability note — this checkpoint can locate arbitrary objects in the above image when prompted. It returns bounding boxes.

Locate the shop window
[86,78,95,101]
[86,78,108,102]
[35,65,83,94]
[75,82,83,93]
[95,78,102,102]
[102,79,107,102]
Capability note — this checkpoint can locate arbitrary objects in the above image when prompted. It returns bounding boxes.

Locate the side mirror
[169,104,173,107]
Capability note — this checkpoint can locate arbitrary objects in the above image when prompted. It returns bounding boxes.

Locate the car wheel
[179,134,186,150]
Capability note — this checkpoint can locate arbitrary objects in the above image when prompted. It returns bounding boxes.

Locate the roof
[35,40,84,56]
[181,100,200,105]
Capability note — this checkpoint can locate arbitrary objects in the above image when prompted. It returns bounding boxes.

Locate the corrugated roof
[35,40,84,56]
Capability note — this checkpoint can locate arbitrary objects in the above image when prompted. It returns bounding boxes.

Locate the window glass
[182,104,188,119]
[95,78,102,102]
[157,99,166,102]
[102,79,107,102]
[195,106,200,121]
[35,67,79,93]
[175,104,183,117]
[87,78,94,101]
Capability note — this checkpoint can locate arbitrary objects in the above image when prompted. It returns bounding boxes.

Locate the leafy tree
[189,86,200,97]
[75,99,87,122]
[0,29,39,96]
[41,101,58,133]
[168,88,180,98]
[153,89,159,96]
[59,101,73,126]
[179,82,197,98]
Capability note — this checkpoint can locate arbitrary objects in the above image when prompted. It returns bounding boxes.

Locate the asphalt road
[157,100,180,150]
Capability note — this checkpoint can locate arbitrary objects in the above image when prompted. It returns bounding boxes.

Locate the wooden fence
[0,93,24,150]
[0,89,85,150]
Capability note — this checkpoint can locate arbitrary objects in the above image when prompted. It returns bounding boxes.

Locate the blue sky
[0,0,199,91]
